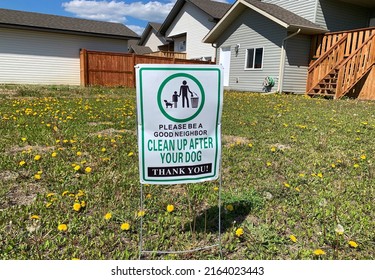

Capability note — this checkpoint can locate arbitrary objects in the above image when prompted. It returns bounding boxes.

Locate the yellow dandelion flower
[56,139,61,144]
[121,222,131,231]
[226,204,234,211]
[290,235,297,243]
[313,249,326,256]
[137,210,145,217]
[331,163,336,168]
[348,241,358,248]
[46,192,55,198]
[101,148,106,152]
[76,151,82,156]
[45,202,52,208]
[74,165,81,171]
[317,173,323,178]
[295,187,301,192]
[62,190,69,196]
[34,174,41,180]
[34,154,41,161]
[360,155,366,160]
[19,160,26,166]
[58,224,68,232]
[353,164,360,168]
[166,204,175,213]
[248,143,253,148]
[104,212,112,220]
[73,202,81,212]
[30,215,40,220]
[84,167,92,173]
[146,193,152,199]
[76,190,84,197]
[21,137,27,142]
[80,201,86,208]
[213,186,219,191]
[51,152,57,157]
[284,182,290,188]
[266,162,272,166]
[271,147,276,152]
[235,228,244,237]
[128,152,134,157]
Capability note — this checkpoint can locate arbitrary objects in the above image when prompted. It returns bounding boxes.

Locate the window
[245,47,263,69]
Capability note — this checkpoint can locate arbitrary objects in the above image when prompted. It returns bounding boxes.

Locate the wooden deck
[307,27,375,100]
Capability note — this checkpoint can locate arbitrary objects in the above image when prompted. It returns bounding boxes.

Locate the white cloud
[126,24,145,35]
[62,0,176,23]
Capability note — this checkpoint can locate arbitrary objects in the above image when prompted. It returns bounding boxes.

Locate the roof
[0,8,140,40]
[159,0,232,35]
[204,0,328,43]
[138,22,163,46]
[129,45,153,55]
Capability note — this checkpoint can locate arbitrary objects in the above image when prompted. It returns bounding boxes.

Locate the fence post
[80,49,88,86]
[132,53,136,88]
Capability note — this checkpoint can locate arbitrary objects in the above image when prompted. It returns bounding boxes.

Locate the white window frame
[244,47,264,70]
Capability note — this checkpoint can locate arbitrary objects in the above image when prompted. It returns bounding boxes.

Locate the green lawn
[0,85,374,260]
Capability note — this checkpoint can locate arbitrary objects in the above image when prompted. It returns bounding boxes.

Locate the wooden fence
[80,49,214,87]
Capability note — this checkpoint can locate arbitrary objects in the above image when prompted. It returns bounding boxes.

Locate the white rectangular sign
[136,64,223,184]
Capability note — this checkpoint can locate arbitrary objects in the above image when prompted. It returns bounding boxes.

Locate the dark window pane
[246,48,254,68]
[254,48,263,68]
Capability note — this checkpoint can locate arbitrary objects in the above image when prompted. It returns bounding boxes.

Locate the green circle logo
[157,73,205,123]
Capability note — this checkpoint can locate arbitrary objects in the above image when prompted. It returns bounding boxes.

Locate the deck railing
[335,33,375,99]
[147,51,186,59]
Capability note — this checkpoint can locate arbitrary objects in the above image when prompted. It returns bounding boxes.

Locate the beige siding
[165,2,217,61]
[0,27,128,85]
[143,29,166,52]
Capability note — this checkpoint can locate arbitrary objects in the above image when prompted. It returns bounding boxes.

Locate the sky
[0,0,235,35]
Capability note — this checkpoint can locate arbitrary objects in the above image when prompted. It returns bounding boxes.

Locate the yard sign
[136,64,223,184]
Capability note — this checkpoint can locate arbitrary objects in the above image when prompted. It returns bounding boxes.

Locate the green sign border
[138,66,222,184]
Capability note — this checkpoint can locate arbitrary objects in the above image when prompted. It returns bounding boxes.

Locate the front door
[219,47,231,86]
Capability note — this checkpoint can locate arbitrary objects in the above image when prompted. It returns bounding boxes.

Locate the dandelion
[34,154,41,161]
[34,174,41,180]
[128,152,134,157]
[360,155,366,160]
[248,143,253,148]
[284,182,290,188]
[313,249,326,256]
[317,173,323,178]
[30,215,40,220]
[84,167,92,173]
[101,148,106,152]
[353,164,360,168]
[104,212,112,220]
[121,222,131,231]
[45,202,52,208]
[266,162,272,166]
[146,193,152,199]
[46,193,55,198]
[21,137,27,142]
[290,235,297,243]
[76,151,82,156]
[235,228,244,237]
[80,201,86,208]
[335,224,345,235]
[137,210,145,217]
[213,186,219,191]
[74,165,81,171]
[51,152,57,157]
[348,241,358,248]
[166,204,175,213]
[58,224,68,232]
[73,202,81,212]
[226,204,234,211]
[19,160,26,167]
[331,163,336,168]
[62,190,70,196]
[271,147,276,152]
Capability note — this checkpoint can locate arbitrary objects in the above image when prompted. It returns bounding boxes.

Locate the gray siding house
[204,0,375,94]
[0,8,139,85]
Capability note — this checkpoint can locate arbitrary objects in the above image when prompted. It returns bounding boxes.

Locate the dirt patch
[91,128,136,136]
[88,122,114,126]
[1,171,19,181]
[0,183,45,210]
[8,145,55,154]
[222,135,251,147]
[0,89,18,96]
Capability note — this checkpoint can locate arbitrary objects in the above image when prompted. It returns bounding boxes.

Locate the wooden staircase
[307,28,375,99]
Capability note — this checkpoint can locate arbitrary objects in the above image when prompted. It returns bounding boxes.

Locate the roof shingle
[0,8,140,39]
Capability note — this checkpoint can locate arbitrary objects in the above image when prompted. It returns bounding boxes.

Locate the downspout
[277,28,301,93]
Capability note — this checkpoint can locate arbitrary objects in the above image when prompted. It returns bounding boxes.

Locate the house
[203,0,375,99]
[158,0,231,61]
[0,8,139,85]
[137,22,170,52]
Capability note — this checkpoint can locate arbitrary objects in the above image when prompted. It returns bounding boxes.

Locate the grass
[0,84,374,260]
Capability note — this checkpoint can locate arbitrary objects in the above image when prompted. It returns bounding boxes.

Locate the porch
[306,27,375,100]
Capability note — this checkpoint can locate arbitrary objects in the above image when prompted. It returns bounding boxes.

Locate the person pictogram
[179,80,193,108]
